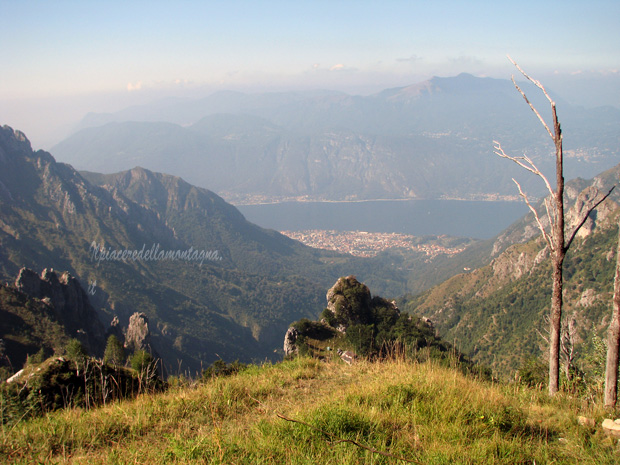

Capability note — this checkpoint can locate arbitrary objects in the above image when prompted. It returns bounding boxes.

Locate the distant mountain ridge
[376,73,523,101]
[53,73,620,203]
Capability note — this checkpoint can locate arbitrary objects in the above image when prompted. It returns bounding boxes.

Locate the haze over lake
[237,199,530,240]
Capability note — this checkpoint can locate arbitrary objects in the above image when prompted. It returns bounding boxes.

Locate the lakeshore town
[280,229,467,259]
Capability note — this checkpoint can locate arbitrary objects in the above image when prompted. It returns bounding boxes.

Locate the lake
[236,199,529,240]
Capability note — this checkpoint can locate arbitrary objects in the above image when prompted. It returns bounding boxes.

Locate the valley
[3,3,620,461]
[1,66,619,402]
[3,116,619,383]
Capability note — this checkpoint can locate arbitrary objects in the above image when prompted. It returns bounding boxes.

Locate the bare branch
[492,139,559,250]
[536,327,550,345]
[512,178,553,250]
[510,77,554,140]
[493,141,538,174]
[508,55,555,107]
[565,186,615,251]
[493,141,554,196]
[544,197,556,230]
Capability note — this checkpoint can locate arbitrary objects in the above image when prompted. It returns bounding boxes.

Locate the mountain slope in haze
[78,167,412,298]
[0,125,264,369]
[403,163,620,376]
[0,125,412,373]
[53,74,620,203]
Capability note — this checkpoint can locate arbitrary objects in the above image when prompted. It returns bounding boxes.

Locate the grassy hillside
[2,356,618,464]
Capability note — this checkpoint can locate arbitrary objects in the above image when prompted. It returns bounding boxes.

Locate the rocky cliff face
[490,167,619,259]
[566,184,618,239]
[14,267,106,355]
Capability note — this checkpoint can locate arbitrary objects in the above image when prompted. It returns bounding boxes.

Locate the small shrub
[517,356,547,388]
[201,359,247,381]
[26,346,49,365]
[65,338,87,361]
[130,350,155,374]
[129,350,162,392]
[307,405,375,442]
[320,308,336,327]
[293,318,335,340]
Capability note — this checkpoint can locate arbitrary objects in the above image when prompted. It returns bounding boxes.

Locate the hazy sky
[1,0,619,148]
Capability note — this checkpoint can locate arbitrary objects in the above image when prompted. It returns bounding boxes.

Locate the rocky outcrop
[577,289,597,308]
[285,275,445,363]
[490,169,619,259]
[421,316,434,329]
[490,247,540,283]
[325,275,373,329]
[283,327,299,356]
[0,125,32,159]
[14,267,106,355]
[124,312,154,355]
[566,185,617,239]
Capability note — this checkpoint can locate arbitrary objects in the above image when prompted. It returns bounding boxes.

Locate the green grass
[1,357,619,464]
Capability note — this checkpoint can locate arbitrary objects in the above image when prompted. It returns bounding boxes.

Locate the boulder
[325,275,372,328]
[283,327,299,356]
[577,416,595,428]
[601,419,620,438]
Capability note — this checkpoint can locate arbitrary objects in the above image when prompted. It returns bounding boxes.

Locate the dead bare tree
[605,219,620,407]
[494,56,613,395]
[536,313,577,384]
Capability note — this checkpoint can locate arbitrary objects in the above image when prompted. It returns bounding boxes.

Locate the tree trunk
[549,252,564,395]
[605,223,620,407]
[548,110,565,396]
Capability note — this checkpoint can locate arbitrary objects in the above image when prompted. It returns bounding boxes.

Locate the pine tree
[103,335,125,366]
